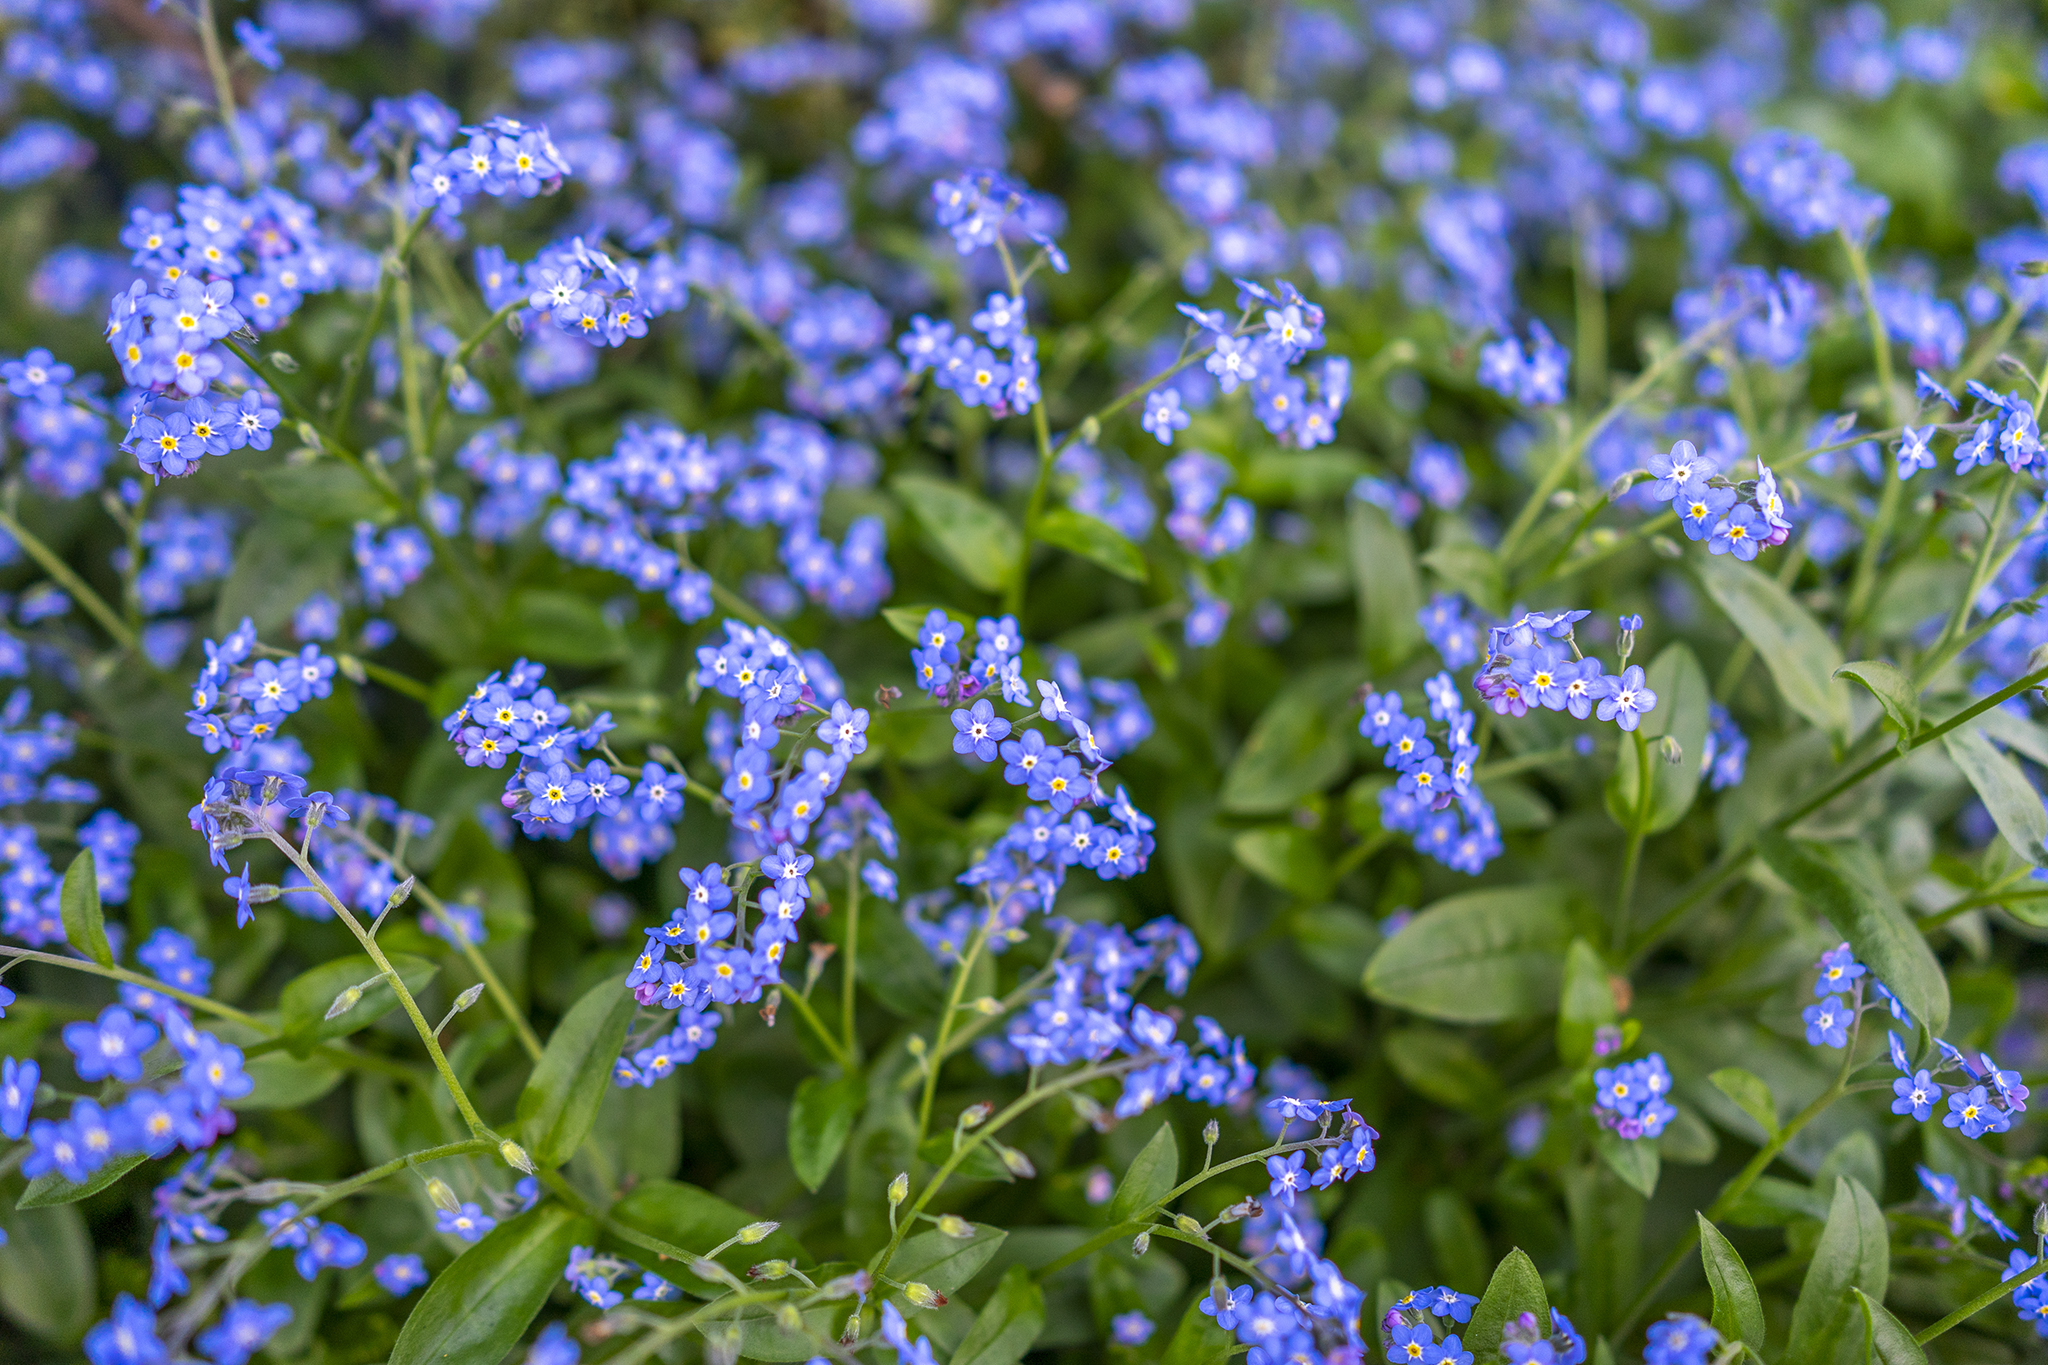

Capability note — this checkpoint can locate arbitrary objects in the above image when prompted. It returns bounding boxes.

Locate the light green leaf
[788,1072,864,1192]
[1219,665,1358,815]
[1034,508,1147,582]
[1697,1215,1766,1355]
[1557,938,1617,1066]
[1348,500,1424,674]
[1709,1068,1778,1138]
[1698,555,1850,742]
[1421,539,1506,617]
[882,603,953,643]
[1757,833,1950,1037]
[1363,884,1572,1023]
[18,1153,147,1209]
[1943,727,2048,864]
[730,1301,847,1362]
[1466,1248,1549,1360]
[1383,1028,1501,1115]
[516,974,634,1169]
[890,1223,1009,1295]
[1596,1127,1660,1198]
[0,1202,96,1342]
[1786,1177,1888,1365]
[895,473,1021,594]
[277,953,440,1056]
[1606,644,1711,834]
[1853,1289,1928,1365]
[59,850,112,969]
[1837,661,1920,741]
[1109,1123,1179,1223]
[949,1264,1046,1365]
[388,1204,591,1365]
[610,1181,808,1298]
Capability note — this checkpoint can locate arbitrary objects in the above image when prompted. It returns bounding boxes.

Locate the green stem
[1840,228,1904,629]
[0,947,265,1032]
[1916,1256,2048,1344]
[1953,296,2026,392]
[1922,467,2020,675]
[353,658,433,702]
[779,982,851,1069]
[192,0,259,188]
[1613,730,1653,955]
[335,207,432,447]
[423,298,524,449]
[0,506,142,654]
[389,201,432,474]
[1573,206,1606,406]
[998,237,1056,619]
[1629,663,2048,963]
[841,852,863,1063]
[915,909,995,1146]
[1920,884,2048,930]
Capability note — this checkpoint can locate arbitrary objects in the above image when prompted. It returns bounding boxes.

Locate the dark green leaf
[1423,1190,1490,1295]
[890,1223,1009,1295]
[1605,644,1710,834]
[1565,1165,1643,1337]
[1466,1248,1549,1360]
[1348,501,1424,673]
[1161,1291,1239,1365]
[19,1154,148,1209]
[1109,1122,1179,1223]
[1420,539,1505,617]
[388,1204,591,1365]
[516,974,634,1168]
[1697,1216,1766,1356]
[1786,1177,1888,1365]
[1708,1068,1778,1138]
[1292,903,1381,986]
[1943,727,2048,864]
[1362,884,1572,1023]
[1034,508,1147,582]
[916,1133,1014,1183]
[729,1301,847,1362]
[1837,661,1920,741]
[1383,1028,1500,1114]
[251,462,395,524]
[1596,1127,1660,1198]
[1556,938,1616,1066]
[1231,826,1333,900]
[609,1181,807,1297]
[1697,556,1850,742]
[59,850,112,969]
[498,589,628,666]
[0,1203,96,1342]
[895,473,1021,594]
[1757,833,1949,1036]
[1853,1289,1928,1365]
[277,953,440,1056]
[1219,665,1358,815]
[950,1264,1046,1365]
[788,1072,864,1192]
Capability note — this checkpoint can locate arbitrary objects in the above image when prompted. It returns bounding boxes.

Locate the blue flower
[0,1056,37,1140]
[1814,943,1865,994]
[436,1202,496,1242]
[63,1006,158,1084]
[1643,1314,1718,1365]
[373,1253,427,1295]
[951,698,1012,761]
[1944,1086,2009,1138]
[1673,476,1736,540]
[1142,389,1190,444]
[1595,666,1658,731]
[195,1298,292,1365]
[1264,1150,1307,1206]
[1803,995,1851,1048]
[1896,426,1937,479]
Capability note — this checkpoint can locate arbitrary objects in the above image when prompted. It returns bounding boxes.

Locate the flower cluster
[1592,1052,1676,1141]
[1359,673,1502,875]
[1645,440,1792,561]
[1474,611,1660,730]
[184,617,338,759]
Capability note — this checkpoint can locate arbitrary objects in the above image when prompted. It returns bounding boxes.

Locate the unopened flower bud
[1069,1093,1104,1123]
[959,1102,993,1130]
[1202,1120,1220,1147]
[995,1143,1036,1179]
[888,1172,909,1207]
[325,985,363,1020]
[424,1178,459,1212]
[2036,1204,2048,1237]
[1174,1213,1208,1240]
[749,1259,794,1280]
[903,1282,947,1309]
[1659,735,1684,765]
[906,1034,927,1056]
[1132,1231,1151,1256]
[776,1302,803,1331]
[840,1310,862,1344]
[935,1214,975,1239]
[1078,416,1102,446]
[736,1220,778,1244]
[453,983,485,1013]
[820,1270,872,1301]
[385,876,416,912]
[269,351,300,373]
[972,996,1003,1015]
[499,1139,535,1174]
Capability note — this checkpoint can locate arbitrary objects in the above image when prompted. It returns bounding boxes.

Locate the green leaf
[1231,826,1333,900]
[1836,661,1920,741]
[1708,1068,1779,1137]
[1420,538,1505,617]
[388,1204,591,1365]
[609,1181,807,1297]
[1034,508,1147,582]
[882,603,952,643]
[1423,1190,1491,1295]
[895,473,1021,594]
[498,589,628,666]
[1362,884,1572,1023]
[1109,1122,1179,1223]
[1466,1248,1549,1361]
[0,1202,96,1342]
[949,1264,1046,1365]
[277,953,441,1056]
[1564,1165,1643,1337]
[1697,1216,1766,1355]
[58,850,112,969]
[730,1301,848,1362]
[1383,1028,1500,1114]
[788,1072,864,1192]
[1853,1289,1928,1365]
[915,1133,1014,1183]
[1596,1127,1660,1198]
[1556,938,1617,1066]
[1219,665,1358,815]
[890,1222,1009,1295]
[1605,644,1711,834]
[516,974,634,1169]
[18,1153,147,1209]
[1943,727,2048,864]
[1348,500,1424,673]
[1786,1177,1888,1365]
[1757,832,1949,1037]
[1162,1291,1239,1365]
[251,462,395,524]
[1697,556,1851,742]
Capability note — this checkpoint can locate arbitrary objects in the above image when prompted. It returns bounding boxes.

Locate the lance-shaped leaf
[516,974,633,1168]
[388,1204,591,1365]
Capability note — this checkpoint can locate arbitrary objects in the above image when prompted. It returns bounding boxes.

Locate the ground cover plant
[6,0,2048,1363]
